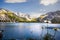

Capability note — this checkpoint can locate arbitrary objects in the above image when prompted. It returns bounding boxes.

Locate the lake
[0,23,60,40]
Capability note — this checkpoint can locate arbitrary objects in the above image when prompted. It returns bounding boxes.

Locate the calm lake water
[0,23,60,40]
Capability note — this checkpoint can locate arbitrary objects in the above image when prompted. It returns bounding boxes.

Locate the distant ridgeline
[0,8,60,23]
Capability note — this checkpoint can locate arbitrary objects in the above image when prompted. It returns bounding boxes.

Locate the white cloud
[40,0,58,6]
[40,9,46,11]
[30,12,43,18]
[5,0,27,3]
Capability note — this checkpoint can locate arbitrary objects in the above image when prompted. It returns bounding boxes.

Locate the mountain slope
[39,10,60,23]
[1,8,60,23]
[0,8,27,22]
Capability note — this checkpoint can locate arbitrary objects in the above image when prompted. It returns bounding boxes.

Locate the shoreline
[0,22,60,24]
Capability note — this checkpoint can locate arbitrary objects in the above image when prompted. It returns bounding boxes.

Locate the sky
[0,0,60,17]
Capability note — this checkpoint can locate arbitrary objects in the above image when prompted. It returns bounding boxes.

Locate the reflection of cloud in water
[0,23,6,30]
[29,24,42,36]
[18,23,43,37]
[18,23,25,31]
[18,23,60,37]
[19,23,24,27]
[48,24,60,27]
[18,23,26,29]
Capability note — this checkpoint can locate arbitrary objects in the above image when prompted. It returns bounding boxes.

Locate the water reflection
[0,23,60,40]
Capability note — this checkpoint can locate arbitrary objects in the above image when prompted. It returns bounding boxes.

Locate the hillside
[39,10,60,23]
[0,8,27,22]
[0,8,37,22]
[0,8,60,23]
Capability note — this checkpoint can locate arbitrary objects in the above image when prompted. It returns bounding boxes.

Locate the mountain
[39,10,60,23]
[0,8,60,23]
[17,12,32,21]
[0,8,27,22]
[0,8,37,22]
[51,11,60,23]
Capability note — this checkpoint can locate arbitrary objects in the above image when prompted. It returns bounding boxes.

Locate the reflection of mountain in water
[0,23,60,40]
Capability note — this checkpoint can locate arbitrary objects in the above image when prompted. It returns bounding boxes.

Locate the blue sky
[0,0,60,17]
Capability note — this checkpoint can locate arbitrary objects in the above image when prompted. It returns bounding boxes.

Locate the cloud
[40,0,58,6]
[30,12,43,18]
[40,9,46,12]
[5,0,27,3]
